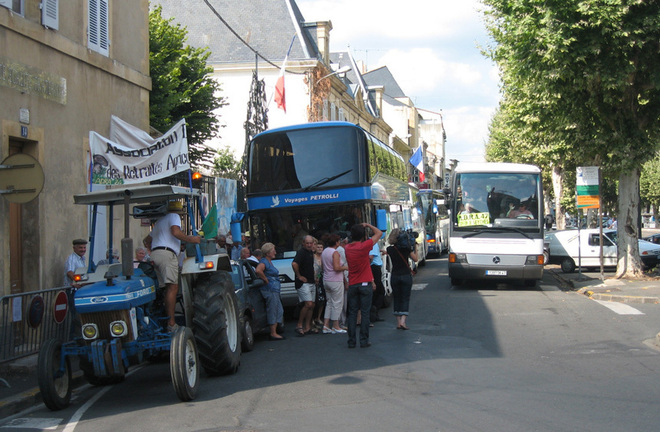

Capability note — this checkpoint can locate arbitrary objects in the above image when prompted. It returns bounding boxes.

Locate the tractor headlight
[110,320,128,337]
[82,323,98,340]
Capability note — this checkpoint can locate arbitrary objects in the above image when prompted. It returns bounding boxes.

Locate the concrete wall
[0,1,151,294]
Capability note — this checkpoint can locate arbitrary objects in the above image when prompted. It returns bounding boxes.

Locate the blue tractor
[38,185,241,410]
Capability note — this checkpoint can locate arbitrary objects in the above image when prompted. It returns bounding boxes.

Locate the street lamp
[315,65,352,85]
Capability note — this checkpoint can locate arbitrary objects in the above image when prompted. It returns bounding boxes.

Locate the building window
[88,0,109,56]
[338,108,345,121]
[0,0,23,15]
[330,102,336,121]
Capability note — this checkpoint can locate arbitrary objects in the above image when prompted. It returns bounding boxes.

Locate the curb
[584,292,660,304]
[0,366,85,419]
[577,287,660,305]
[0,387,42,419]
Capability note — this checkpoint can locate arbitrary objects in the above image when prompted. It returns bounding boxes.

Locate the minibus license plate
[486,270,507,276]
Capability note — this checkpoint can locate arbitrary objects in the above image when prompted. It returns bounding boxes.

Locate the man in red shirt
[344,222,383,348]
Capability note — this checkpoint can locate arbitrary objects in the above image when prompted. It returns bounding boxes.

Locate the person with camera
[386,228,419,330]
[344,222,382,348]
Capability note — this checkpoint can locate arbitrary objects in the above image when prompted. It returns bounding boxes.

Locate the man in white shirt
[144,201,200,333]
[64,238,87,288]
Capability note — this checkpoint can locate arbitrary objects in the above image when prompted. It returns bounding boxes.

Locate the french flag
[409,146,424,182]
[274,35,297,113]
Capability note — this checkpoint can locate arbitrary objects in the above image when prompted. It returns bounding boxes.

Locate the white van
[545,228,660,273]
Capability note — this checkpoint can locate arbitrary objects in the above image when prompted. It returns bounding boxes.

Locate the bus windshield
[248,126,364,194]
[454,172,542,230]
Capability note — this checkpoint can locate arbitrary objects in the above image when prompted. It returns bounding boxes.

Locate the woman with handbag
[386,228,418,330]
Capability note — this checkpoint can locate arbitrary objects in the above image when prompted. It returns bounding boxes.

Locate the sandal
[305,327,319,335]
[295,327,305,337]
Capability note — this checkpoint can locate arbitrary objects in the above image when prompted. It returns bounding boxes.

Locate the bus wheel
[560,257,576,273]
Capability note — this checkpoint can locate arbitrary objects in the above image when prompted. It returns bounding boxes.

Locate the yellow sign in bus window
[458,212,490,227]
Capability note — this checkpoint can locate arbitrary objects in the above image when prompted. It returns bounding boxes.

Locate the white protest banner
[89,117,190,185]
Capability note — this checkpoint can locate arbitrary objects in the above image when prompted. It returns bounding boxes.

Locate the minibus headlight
[526,255,544,265]
[449,253,466,263]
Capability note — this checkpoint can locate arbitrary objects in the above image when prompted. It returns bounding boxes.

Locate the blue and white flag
[409,147,425,182]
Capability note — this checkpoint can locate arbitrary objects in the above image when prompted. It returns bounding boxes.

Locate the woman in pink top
[321,233,348,334]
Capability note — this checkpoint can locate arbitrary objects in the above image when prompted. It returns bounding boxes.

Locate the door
[8,143,22,293]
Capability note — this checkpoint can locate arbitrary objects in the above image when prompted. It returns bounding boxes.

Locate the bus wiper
[463,227,533,240]
[304,169,353,191]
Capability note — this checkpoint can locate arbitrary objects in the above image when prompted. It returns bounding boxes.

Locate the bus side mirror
[376,209,387,234]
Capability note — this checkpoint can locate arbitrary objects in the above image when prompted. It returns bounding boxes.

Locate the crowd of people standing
[65,208,419,349]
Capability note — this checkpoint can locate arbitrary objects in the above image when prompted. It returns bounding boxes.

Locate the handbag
[315,277,326,303]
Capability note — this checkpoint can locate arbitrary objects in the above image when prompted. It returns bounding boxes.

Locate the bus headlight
[82,323,98,340]
[449,253,466,263]
[110,321,128,337]
[526,255,544,265]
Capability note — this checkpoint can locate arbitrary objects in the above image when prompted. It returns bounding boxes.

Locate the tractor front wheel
[170,327,199,402]
[38,339,72,411]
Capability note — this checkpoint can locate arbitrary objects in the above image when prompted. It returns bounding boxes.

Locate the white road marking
[594,299,645,315]
[61,385,113,432]
[1,418,61,429]
[412,283,427,291]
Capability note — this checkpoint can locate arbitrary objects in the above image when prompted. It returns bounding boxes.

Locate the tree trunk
[552,164,566,230]
[615,169,644,278]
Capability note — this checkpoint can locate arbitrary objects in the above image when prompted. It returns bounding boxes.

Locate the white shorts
[297,282,316,303]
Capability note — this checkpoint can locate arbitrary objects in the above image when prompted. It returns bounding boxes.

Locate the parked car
[545,228,660,273]
[643,233,660,245]
[230,259,269,352]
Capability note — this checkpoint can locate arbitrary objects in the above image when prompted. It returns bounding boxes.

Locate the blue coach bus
[246,122,425,307]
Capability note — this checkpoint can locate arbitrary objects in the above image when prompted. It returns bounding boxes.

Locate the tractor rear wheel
[192,271,241,376]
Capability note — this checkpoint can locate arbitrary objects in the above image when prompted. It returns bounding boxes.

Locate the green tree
[213,146,242,181]
[640,154,660,222]
[483,0,660,277]
[149,6,226,168]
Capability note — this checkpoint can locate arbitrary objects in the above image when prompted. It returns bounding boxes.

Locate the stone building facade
[0,1,151,294]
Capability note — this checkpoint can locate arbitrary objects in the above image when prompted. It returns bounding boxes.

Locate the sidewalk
[546,265,660,304]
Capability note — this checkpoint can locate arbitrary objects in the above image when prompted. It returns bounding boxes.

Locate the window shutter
[88,0,109,56]
[99,0,109,53]
[0,0,12,9]
[41,0,59,30]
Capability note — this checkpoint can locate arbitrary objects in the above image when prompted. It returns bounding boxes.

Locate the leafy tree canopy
[213,146,242,181]
[149,5,226,168]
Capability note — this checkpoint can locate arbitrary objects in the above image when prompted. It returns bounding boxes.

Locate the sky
[296,0,501,163]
